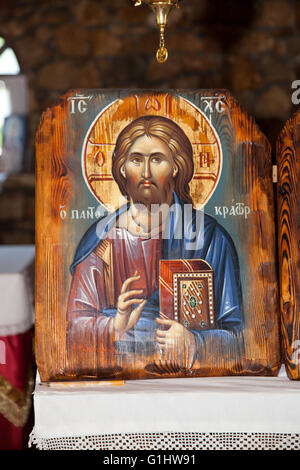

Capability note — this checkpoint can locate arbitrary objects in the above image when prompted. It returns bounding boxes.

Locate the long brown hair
[112,115,194,205]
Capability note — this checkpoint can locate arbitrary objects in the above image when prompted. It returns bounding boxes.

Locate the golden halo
[82,93,222,211]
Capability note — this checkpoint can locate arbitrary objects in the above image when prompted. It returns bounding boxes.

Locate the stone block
[75,61,102,89]
[90,30,122,57]
[232,55,262,92]
[255,85,291,119]
[56,23,90,58]
[254,0,295,29]
[36,61,76,91]
[72,0,108,26]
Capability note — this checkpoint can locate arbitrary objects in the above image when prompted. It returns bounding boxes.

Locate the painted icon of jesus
[66,115,244,376]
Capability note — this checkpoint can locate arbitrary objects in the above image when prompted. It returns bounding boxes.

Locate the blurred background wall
[0,0,299,244]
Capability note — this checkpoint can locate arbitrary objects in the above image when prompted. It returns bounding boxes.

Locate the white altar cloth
[29,366,300,450]
[0,245,35,336]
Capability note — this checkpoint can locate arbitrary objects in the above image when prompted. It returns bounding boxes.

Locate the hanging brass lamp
[133,0,181,63]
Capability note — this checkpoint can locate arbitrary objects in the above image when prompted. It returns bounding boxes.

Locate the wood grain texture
[35,99,72,380]
[35,89,281,381]
[277,111,300,380]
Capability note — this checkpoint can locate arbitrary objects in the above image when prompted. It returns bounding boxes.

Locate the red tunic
[66,227,162,376]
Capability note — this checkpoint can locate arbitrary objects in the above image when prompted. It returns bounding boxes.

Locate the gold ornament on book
[133,0,181,63]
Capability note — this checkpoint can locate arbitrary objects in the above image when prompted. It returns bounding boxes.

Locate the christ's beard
[131,179,174,208]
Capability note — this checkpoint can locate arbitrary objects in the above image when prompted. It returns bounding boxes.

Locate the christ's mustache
[138,179,157,188]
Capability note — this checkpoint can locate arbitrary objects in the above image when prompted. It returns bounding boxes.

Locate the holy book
[159,259,215,331]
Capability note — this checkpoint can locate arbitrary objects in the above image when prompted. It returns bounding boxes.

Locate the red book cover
[159,259,215,331]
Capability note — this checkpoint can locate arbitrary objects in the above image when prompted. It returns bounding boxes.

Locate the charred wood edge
[277,112,300,380]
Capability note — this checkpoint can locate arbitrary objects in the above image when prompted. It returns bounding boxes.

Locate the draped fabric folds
[0,328,34,450]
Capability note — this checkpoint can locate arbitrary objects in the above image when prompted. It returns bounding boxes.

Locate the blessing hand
[113,271,146,336]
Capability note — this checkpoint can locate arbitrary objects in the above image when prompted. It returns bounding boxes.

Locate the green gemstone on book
[190,296,196,308]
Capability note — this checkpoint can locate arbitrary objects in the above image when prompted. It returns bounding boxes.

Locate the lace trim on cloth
[28,431,300,450]
[0,369,34,427]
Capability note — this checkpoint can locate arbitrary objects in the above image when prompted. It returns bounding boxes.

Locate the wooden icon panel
[35,89,281,382]
[277,111,300,380]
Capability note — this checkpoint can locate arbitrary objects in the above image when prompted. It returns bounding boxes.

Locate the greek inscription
[198,152,215,168]
[59,205,67,220]
[214,202,251,219]
[201,96,226,115]
[61,206,108,220]
[68,94,92,114]
[71,210,79,219]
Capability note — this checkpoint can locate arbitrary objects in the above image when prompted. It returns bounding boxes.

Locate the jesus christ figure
[66,115,244,377]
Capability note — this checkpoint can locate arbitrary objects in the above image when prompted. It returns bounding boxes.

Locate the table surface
[0,245,35,334]
[32,366,300,439]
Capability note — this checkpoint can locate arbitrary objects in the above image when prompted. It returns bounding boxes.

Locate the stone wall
[0,0,299,243]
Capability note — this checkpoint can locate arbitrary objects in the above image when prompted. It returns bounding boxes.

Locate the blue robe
[70,192,244,359]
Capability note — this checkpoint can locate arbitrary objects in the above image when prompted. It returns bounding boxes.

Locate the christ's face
[121,135,178,206]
